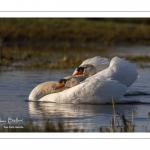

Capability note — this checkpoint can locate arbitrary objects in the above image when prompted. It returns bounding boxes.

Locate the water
[0,67,150,132]
[0,45,150,132]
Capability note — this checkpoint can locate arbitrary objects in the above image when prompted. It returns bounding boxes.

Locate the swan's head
[54,76,80,90]
[73,64,96,77]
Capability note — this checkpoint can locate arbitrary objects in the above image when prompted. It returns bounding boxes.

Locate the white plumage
[72,56,109,75]
[79,56,110,72]
[39,78,127,104]
[28,56,138,104]
[84,56,138,87]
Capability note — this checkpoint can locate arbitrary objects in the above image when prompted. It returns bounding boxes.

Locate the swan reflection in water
[28,101,139,131]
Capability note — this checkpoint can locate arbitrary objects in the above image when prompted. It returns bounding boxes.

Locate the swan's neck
[51,86,69,93]
[74,75,87,82]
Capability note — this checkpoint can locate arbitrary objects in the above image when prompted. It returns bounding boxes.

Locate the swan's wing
[73,78,127,104]
[85,56,138,87]
[72,56,110,75]
[108,57,138,87]
[39,78,127,104]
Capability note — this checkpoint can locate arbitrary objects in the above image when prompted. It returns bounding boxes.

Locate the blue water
[0,67,150,132]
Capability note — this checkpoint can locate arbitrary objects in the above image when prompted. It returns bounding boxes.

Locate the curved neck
[51,85,68,94]
[74,75,87,82]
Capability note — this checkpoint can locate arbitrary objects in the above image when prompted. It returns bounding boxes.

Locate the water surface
[0,67,150,132]
[0,45,150,132]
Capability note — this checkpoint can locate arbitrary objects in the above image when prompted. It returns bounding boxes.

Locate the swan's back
[39,78,127,104]
[86,56,138,87]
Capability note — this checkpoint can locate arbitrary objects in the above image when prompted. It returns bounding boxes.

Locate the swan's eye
[77,67,85,72]
[54,79,68,90]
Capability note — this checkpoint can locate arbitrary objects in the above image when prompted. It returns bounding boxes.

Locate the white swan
[28,56,138,104]
[29,76,80,101]
[38,77,128,104]
[73,56,138,87]
[72,56,110,82]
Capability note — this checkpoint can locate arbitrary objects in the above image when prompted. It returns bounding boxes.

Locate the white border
[0,0,150,18]
[1,138,149,150]
[0,0,150,11]
[0,133,150,139]
[1,12,150,18]
[0,1,150,145]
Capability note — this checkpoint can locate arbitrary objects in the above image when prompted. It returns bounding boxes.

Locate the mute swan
[28,56,138,104]
[29,76,80,101]
[72,56,110,82]
[73,56,110,76]
[73,56,138,87]
[38,78,128,104]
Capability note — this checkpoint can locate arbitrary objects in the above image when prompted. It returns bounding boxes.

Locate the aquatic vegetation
[0,44,107,70]
[0,44,150,70]
[0,113,147,132]
[0,119,84,132]
[99,99,136,132]
[0,100,149,132]
[126,56,150,68]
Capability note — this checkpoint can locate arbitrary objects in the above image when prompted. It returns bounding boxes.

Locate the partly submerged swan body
[39,78,128,104]
[28,56,139,104]
[29,76,80,101]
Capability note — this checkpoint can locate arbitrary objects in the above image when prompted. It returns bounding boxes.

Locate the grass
[1,18,150,46]
[98,98,136,132]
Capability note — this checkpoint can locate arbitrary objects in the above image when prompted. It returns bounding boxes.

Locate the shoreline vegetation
[0,18,150,70]
[0,45,150,70]
[1,18,150,46]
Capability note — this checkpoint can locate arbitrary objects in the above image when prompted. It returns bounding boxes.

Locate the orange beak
[54,82,65,90]
[73,70,83,76]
